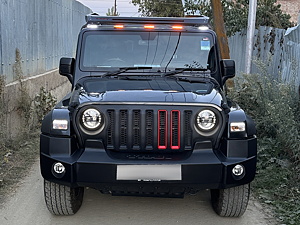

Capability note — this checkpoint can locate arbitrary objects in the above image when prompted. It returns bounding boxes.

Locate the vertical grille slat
[158,110,167,149]
[132,110,141,150]
[119,110,128,150]
[171,110,180,149]
[145,110,154,150]
[184,110,193,150]
[107,110,115,150]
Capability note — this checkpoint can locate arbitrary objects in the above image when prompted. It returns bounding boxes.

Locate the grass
[253,139,300,224]
[0,64,39,201]
[0,67,55,204]
[0,135,39,203]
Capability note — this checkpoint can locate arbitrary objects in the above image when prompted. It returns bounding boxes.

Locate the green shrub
[230,65,300,161]
[34,87,57,125]
[230,61,300,224]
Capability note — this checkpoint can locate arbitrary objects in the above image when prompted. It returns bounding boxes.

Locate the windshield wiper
[177,75,220,89]
[177,76,208,83]
[162,68,208,77]
[102,66,153,77]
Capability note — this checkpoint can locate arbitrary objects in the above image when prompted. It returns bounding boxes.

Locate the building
[277,0,300,24]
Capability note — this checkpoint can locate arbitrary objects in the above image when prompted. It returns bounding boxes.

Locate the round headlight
[81,108,102,130]
[196,110,217,131]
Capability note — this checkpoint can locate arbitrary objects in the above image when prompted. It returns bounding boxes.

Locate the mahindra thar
[40,14,257,217]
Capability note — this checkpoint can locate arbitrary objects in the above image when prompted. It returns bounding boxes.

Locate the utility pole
[211,0,230,60]
[211,0,233,89]
[245,0,257,74]
[114,0,117,16]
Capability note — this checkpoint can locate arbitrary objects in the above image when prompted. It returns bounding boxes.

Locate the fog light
[53,162,65,174]
[232,164,244,176]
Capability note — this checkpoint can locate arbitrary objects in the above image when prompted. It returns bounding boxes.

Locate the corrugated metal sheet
[229,25,300,86]
[0,0,91,83]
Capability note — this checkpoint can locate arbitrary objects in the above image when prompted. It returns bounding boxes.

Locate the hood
[75,89,223,107]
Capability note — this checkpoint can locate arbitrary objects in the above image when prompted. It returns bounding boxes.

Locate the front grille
[106,109,192,151]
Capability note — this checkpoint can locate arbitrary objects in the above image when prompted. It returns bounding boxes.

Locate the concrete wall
[0,0,91,137]
[2,70,71,137]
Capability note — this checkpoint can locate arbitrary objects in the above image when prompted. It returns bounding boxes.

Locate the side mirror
[59,57,75,83]
[221,59,235,84]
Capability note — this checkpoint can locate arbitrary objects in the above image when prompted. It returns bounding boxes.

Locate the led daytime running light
[114,25,124,29]
[230,122,246,132]
[52,119,68,130]
[172,25,183,30]
[144,25,155,29]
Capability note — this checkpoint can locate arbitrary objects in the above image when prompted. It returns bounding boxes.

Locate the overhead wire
[164,32,181,72]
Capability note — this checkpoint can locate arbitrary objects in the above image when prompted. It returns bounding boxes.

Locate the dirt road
[0,161,274,225]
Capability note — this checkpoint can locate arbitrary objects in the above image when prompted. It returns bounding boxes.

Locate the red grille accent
[171,110,180,149]
[158,110,167,149]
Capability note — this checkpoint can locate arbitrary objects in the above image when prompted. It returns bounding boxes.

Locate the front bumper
[40,134,257,191]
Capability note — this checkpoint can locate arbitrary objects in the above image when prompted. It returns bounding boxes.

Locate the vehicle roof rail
[84,14,210,26]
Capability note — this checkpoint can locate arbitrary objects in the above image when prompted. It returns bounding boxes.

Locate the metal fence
[0,0,91,83]
[229,25,300,86]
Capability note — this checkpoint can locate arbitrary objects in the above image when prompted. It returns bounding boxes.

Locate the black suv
[40,14,257,217]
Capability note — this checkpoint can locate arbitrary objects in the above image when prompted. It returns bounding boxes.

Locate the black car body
[40,14,257,217]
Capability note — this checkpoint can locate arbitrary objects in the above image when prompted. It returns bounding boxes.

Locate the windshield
[80,31,216,71]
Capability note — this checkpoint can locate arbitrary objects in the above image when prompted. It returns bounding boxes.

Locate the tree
[184,0,294,36]
[184,0,210,16]
[132,0,184,17]
[106,6,120,16]
[256,0,293,28]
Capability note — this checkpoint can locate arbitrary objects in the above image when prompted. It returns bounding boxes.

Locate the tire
[44,179,84,215]
[210,183,250,217]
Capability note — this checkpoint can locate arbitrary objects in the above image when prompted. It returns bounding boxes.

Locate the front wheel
[210,183,250,217]
[44,179,84,215]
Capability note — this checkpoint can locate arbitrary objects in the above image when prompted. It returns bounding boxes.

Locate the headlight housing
[80,108,103,132]
[195,109,220,135]
[196,110,216,130]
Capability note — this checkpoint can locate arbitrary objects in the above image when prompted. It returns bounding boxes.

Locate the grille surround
[75,104,224,152]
